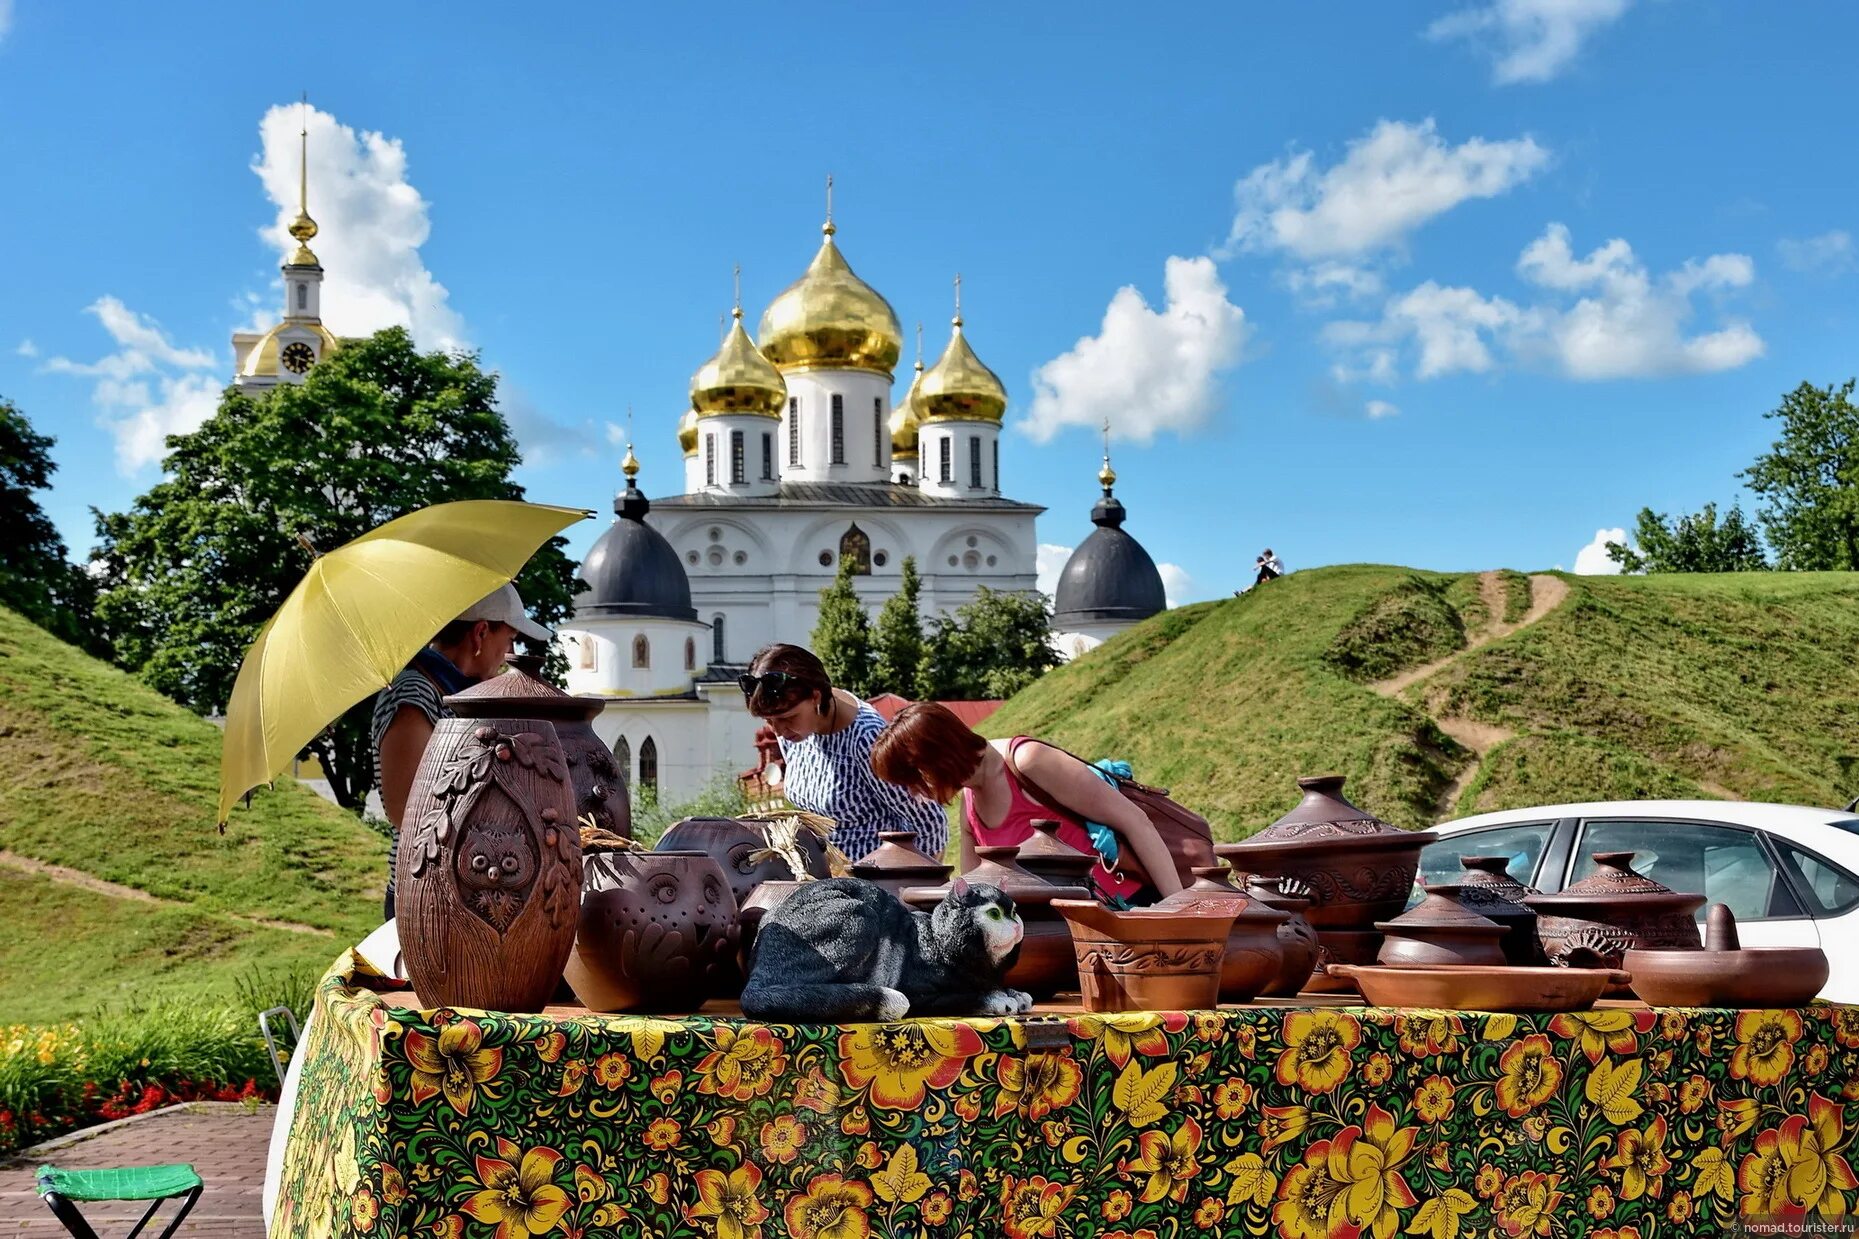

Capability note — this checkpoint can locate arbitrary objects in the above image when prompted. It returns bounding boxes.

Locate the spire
[823,173,835,237]
[1098,417,1117,494]
[287,93,320,267]
[732,263,742,317]
[914,321,924,374]
[1091,417,1127,529]
[617,408,649,521]
[953,273,963,328]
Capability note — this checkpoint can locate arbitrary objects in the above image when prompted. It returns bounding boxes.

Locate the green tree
[1740,379,1859,570]
[1605,502,1769,574]
[919,586,1058,700]
[811,557,875,696]
[91,327,579,811]
[0,398,99,651]
[871,555,926,695]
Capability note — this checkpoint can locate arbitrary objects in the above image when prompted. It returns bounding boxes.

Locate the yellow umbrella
[218,499,590,822]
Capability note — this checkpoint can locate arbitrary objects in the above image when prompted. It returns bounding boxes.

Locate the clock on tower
[281,341,316,374]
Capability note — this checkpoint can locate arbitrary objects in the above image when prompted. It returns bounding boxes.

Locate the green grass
[0,605,381,1022]
[988,565,1859,838]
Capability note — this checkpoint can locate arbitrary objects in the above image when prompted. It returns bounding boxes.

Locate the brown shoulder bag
[1006,739,1216,890]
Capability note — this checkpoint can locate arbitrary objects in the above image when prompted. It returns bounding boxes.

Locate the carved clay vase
[1240,874,1323,997]
[850,832,953,897]
[445,671,630,838]
[396,719,582,1012]
[1215,775,1436,929]
[563,848,738,1013]
[1016,819,1100,888]
[1375,884,1509,967]
[1455,856,1543,966]
[903,847,1092,1000]
[1051,900,1239,1013]
[1155,867,1287,1002]
[1524,851,1704,969]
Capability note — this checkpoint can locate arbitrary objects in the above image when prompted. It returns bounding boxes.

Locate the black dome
[578,485,696,621]
[1051,493,1166,627]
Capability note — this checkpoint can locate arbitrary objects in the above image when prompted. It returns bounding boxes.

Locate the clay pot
[396,719,583,1012]
[1215,775,1436,928]
[1304,929,1384,994]
[563,849,738,1013]
[1624,904,1829,1007]
[737,879,809,977]
[1155,867,1287,1002]
[1524,851,1704,969]
[1051,900,1239,1013]
[657,817,832,910]
[903,847,1092,1000]
[1455,857,1543,966]
[446,671,629,838]
[850,831,953,897]
[1016,819,1100,888]
[1327,964,1631,1013]
[1375,884,1508,967]
[1239,874,1323,996]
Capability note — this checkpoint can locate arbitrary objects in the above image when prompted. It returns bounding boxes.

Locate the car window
[1569,820,1783,920]
[1421,823,1554,888]
[1776,842,1859,917]
[1827,818,1859,837]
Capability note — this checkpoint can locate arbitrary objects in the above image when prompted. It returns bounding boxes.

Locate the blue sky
[2,1,1854,601]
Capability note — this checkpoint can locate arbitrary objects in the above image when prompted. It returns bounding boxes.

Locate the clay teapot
[1155,867,1286,1002]
[1454,856,1543,965]
[563,848,738,1013]
[1239,873,1323,996]
[850,832,953,897]
[1051,900,1239,1013]
[904,846,1091,1000]
[1375,884,1508,967]
[1525,851,1704,969]
[445,671,629,838]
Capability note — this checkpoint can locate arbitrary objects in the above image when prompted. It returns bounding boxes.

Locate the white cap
[458,583,553,643]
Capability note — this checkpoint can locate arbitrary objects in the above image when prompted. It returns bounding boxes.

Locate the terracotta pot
[1239,874,1322,996]
[396,719,582,1012]
[1376,884,1508,967]
[1624,904,1828,1006]
[850,831,953,897]
[1327,964,1632,1013]
[737,879,810,977]
[903,847,1092,1000]
[1524,851,1704,969]
[446,671,630,838]
[563,849,738,1013]
[656,817,831,910]
[1215,775,1436,928]
[1015,819,1100,888]
[1051,900,1238,1013]
[1303,929,1384,994]
[1455,857,1543,966]
[1155,867,1286,1002]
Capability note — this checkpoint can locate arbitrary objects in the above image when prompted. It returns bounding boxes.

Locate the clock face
[281,341,316,374]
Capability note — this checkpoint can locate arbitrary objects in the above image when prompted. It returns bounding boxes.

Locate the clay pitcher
[1154,866,1287,1003]
[446,670,631,838]
[1241,874,1323,997]
[564,849,738,1013]
[396,720,582,1011]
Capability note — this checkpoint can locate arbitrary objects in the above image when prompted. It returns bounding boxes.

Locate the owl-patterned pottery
[396,718,582,1012]
[563,849,739,1013]
[446,670,630,838]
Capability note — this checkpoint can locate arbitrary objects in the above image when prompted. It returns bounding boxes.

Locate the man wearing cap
[369,583,554,919]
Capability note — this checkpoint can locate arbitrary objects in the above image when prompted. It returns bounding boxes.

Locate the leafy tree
[91,327,579,812]
[1740,379,1859,570]
[919,587,1058,700]
[811,557,875,696]
[871,555,926,695]
[0,398,99,651]
[1605,502,1769,574]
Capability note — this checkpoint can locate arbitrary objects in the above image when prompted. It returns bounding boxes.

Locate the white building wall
[561,616,710,698]
[780,370,892,485]
[590,703,713,807]
[695,414,782,498]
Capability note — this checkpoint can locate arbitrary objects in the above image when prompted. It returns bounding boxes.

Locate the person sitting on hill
[1255,548,1285,585]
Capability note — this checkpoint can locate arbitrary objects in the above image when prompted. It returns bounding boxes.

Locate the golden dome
[917,316,1007,424]
[677,408,700,457]
[690,309,786,419]
[889,358,924,453]
[239,322,341,378]
[758,222,902,377]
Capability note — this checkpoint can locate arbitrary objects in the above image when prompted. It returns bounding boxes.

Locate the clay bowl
[1052,900,1238,1013]
[1623,947,1829,1008]
[1326,964,1632,1013]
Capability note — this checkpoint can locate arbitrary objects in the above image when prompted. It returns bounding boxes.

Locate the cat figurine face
[932,877,1025,969]
[455,819,538,932]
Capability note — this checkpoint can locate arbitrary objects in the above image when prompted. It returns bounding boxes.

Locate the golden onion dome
[889,359,925,453]
[239,322,341,378]
[917,315,1007,424]
[690,309,786,419]
[677,408,700,457]
[758,222,902,377]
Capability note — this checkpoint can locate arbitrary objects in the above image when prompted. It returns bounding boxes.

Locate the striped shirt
[779,701,949,863]
[370,668,453,907]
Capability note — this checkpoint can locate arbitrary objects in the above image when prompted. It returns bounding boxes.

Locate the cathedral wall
[779,370,892,486]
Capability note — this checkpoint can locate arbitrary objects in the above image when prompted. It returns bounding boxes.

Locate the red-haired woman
[870,702,1184,901]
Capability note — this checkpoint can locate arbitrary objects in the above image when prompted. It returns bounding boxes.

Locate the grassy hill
[0,605,382,1022]
[989,566,1859,837]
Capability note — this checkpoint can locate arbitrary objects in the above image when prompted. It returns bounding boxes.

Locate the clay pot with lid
[1375,884,1508,967]
[1154,867,1286,1002]
[1525,851,1704,969]
[1051,900,1239,1013]
[1454,857,1543,965]
[1239,874,1323,996]
[1016,820,1100,888]
[850,831,953,897]
[1215,775,1436,929]
[445,670,630,838]
[563,848,738,1013]
[903,846,1091,999]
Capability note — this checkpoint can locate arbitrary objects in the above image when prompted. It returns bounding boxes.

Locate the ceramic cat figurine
[740,877,1032,1022]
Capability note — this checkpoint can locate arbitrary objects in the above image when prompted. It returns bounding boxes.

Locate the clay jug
[1155,867,1286,1002]
[1240,874,1323,996]
[564,849,738,1013]
[445,671,630,838]
[397,719,582,1011]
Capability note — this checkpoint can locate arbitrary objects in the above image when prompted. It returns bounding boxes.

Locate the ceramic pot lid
[1228,775,1437,852]
[1376,884,1506,936]
[1458,855,1538,899]
[445,670,604,721]
[1014,820,1098,870]
[903,846,1091,907]
[850,832,953,881]
[1525,851,1704,914]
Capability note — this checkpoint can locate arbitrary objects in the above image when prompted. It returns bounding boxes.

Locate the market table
[273,949,1859,1238]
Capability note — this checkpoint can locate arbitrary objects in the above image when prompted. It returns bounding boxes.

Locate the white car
[1422,799,1859,1003]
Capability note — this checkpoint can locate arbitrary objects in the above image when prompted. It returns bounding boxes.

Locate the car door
[1561,817,1817,948]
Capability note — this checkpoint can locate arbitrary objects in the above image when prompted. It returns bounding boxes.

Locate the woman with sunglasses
[740,643,948,862]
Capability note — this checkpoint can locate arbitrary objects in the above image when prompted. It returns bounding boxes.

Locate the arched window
[712,614,726,664]
[296,282,308,311]
[840,525,872,576]
[632,634,650,668]
[614,736,631,782]
[639,737,658,794]
[576,636,596,671]
[684,637,696,670]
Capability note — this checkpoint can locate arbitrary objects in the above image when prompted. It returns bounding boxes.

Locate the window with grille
[761,433,773,480]
[730,430,745,484]
[874,398,884,467]
[788,399,800,465]
[970,436,982,488]
[713,614,726,664]
[993,440,999,492]
[831,394,845,464]
[939,436,951,483]
[704,433,716,486]
[639,737,658,793]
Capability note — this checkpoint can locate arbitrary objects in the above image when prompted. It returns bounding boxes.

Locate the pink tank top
[962,737,1144,903]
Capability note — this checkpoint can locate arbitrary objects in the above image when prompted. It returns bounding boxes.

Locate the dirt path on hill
[0,850,333,937]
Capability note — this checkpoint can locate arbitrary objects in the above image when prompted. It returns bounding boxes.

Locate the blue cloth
[1082,759,1132,864]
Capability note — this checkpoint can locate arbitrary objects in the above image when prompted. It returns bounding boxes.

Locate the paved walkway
[0,1103,273,1236]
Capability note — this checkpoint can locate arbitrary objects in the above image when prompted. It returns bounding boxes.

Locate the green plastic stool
[34,1164,203,1239]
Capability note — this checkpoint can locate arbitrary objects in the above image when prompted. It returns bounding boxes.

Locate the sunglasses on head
[738,670,795,700]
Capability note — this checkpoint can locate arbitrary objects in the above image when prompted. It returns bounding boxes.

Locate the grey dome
[1051,493,1166,627]
[578,484,696,621]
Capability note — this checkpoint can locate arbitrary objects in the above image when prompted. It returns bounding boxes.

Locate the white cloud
[15,339,37,358]
[1037,543,1073,599]
[250,103,466,349]
[102,374,226,474]
[1777,230,1857,276]
[1156,563,1193,608]
[1428,0,1632,85]
[1024,257,1247,444]
[1574,527,1627,574]
[1365,400,1400,419]
[1225,119,1548,261]
[1284,262,1385,308]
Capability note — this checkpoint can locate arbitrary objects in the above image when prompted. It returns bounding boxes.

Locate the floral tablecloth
[275,950,1859,1238]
